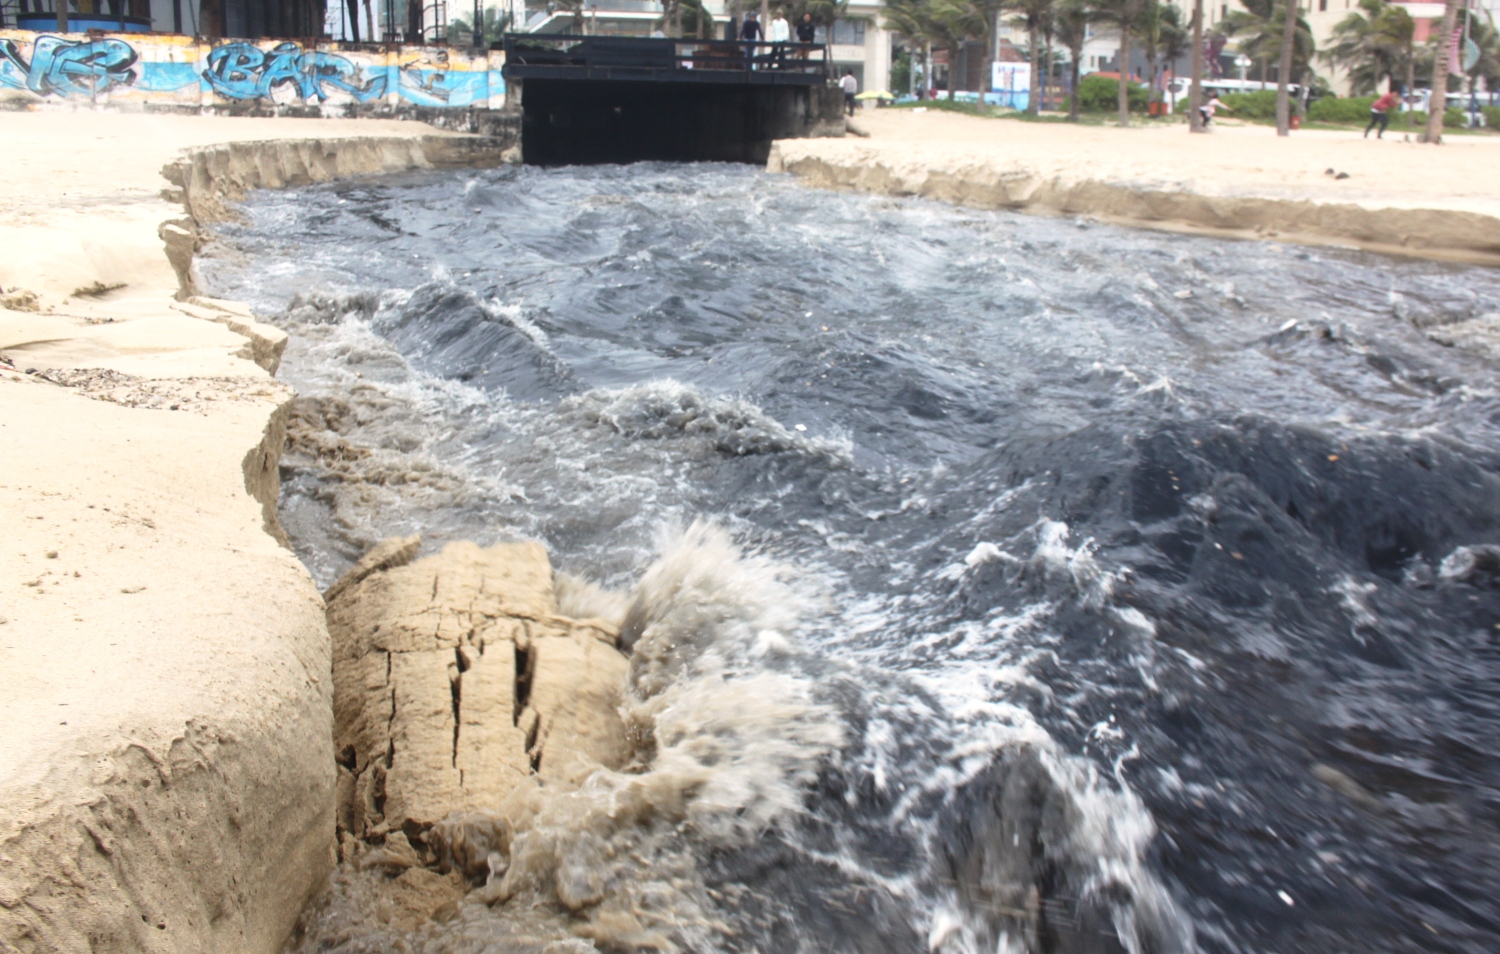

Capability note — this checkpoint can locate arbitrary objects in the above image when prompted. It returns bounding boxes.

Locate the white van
[1163,78,1304,109]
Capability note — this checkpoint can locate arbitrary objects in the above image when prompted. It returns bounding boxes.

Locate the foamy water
[202,162,1500,954]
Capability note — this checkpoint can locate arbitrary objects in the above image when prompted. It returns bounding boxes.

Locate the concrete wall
[0,30,507,110]
[517,78,843,165]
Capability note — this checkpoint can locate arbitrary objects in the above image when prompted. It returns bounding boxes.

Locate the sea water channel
[201,162,1500,954]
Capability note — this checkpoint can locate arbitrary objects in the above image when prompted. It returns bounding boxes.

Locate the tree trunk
[1189,0,1204,132]
[1028,21,1041,115]
[1118,25,1131,126]
[945,43,954,98]
[1404,39,1415,126]
[56,0,68,31]
[1069,48,1081,120]
[1425,0,1462,143]
[983,18,996,108]
[1043,36,1053,111]
[365,0,376,42]
[1275,0,1297,135]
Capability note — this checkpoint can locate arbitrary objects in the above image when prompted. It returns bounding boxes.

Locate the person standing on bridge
[841,70,858,116]
[769,10,790,68]
[741,12,763,70]
[796,12,816,63]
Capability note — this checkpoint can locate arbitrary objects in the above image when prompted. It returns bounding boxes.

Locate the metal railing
[502,33,830,80]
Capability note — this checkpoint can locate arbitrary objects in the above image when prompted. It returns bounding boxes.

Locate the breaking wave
[200,161,1500,954]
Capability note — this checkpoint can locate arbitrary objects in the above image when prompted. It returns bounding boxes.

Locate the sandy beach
[772,110,1500,263]
[0,113,477,954]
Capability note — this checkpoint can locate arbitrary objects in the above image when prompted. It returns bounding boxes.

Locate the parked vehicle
[1162,77,1308,111]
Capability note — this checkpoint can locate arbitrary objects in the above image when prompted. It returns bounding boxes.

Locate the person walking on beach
[1365,89,1400,139]
[1199,94,1231,128]
[840,70,858,116]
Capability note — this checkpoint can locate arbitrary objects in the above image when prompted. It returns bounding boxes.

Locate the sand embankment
[770,111,1500,266]
[0,114,506,953]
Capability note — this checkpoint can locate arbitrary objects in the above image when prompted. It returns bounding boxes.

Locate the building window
[1319,0,1326,9]
[815,18,867,47]
[1220,4,1228,19]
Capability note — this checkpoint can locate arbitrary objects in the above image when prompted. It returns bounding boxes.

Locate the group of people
[736,11,817,68]
[738,11,860,115]
[1197,87,1402,139]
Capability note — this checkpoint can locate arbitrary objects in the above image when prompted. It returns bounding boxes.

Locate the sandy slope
[773,110,1500,263]
[0,114,463,954]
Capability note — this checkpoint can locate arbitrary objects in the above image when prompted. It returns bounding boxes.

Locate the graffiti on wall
[394,48,490,107]
[204,41,388,103]
[0,30,504,108]
[0,35,137,97]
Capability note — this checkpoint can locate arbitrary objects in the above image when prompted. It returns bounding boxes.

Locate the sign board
[991,61,1030,92]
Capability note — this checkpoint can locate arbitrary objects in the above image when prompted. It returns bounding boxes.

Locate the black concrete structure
[503,34,845,166]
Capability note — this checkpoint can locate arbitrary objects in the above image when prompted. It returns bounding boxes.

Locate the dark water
[202,163,1500,954]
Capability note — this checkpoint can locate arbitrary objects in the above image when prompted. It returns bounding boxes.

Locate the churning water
[201,163,1500,954]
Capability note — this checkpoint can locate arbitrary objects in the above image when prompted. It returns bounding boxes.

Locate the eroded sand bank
[770,111,1500,265]
[0,114,501,954]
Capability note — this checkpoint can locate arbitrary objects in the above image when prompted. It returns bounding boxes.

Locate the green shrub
[1220,90,1281,120]
[1484,106,1500,130]
[1308,95,1374,123]
[1408,108,1466,128]
[1077,74,1149,113]
[1172,90,1290,120]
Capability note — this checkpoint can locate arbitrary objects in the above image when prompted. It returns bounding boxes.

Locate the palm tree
[788,0,850,28]
[1009,0,1055,115]
[1139,1,1187,108]
[1189,0,1205,131]
[449,5,511,46]
[1039,11,1058,109]
[659,0,716,37]
[1093,0,1143,125]
[925,0,983,96]
[1425,0,1462,142]
[1323,0,1414,96]
[1449,7,1500,115]
[551,0,589,34]
[1274,0,1296,134]
[1222,0,1313,89]
[972,0,1011,106]
[882,0,937,93]
[1052,0,1091,120]
[1468,10,1500,96]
